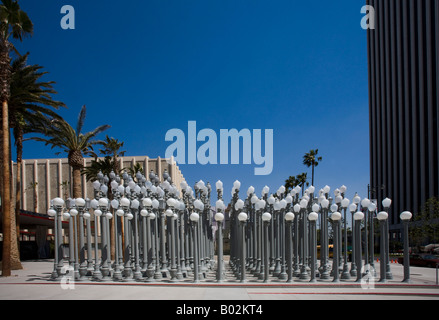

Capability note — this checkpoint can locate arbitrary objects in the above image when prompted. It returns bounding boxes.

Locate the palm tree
[98,135,126,175]
[9,53,65,258]
[0,0,33,277]
[296,172,308,195]
[285,175,299,194]
[32,105,110,198]
[303,149,323,187]
[81,156,116,182]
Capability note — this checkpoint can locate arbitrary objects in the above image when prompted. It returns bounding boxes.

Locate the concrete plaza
[0,259,438,300]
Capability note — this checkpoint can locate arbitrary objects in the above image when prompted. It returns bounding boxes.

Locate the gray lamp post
[91,201,103,281]
[50,197,65,280]
[262,212,272,283]
[400,211,412,283]
[215,194,225,283]
[377,211,388,283]
[285,211,295,282]
[238,211,248,283]
[190,211,200,283]
[331,211,342,283]
[308,211,318,283]
[293,202,301,277]
[98,197,112,282]
[74,198,88,281]
[319,196,330,280]
[299,198,310,280]
[341,197,351,280]
[353,210,364,282]
[166,207,178,282]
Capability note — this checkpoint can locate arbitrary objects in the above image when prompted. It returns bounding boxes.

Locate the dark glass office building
[367,0,439,237]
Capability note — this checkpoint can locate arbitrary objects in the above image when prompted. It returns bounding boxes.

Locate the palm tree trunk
[72,166,83,199]
[2,99,12,276]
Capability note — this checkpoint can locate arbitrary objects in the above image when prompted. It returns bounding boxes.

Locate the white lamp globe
[116,209,125,217]
[368,202,377,212]
[152,199,160,209]
[92,180,100,190]
[262,212,272,222]
[330,204,339,213]
[323,185,330,194]
[247,186,255,196]
[75,198,86,207]
[293,203,301,213]
[235,199,244,211]
[300,199,308,209]
[180,181,188,190]
[63,211,71,219]
[130,199,140,209]
[251,195,259,204]
[94,209,102,217]
[257,199,266,210]
[83,212,91,219]
[110,180,119,191]
[126,213,133,220]
[308,186,315,194]
[166,209,174,217]
[273,201,281,211]
[149,213,156,220]
[354,211,364,221]
[353,194,361,204]
[238,212,248,222]
[120,197,130,208]
[267,195,275,205]
[90,199,99,209]
[341,198,350,208]
[99,197,109,208]
[194,199,203,210]
[215,212,225,222]
[47,209,56,217]
[233,180,241,190]
[117,185,125,194]
[285,195,293,204]
[69,209,78,216]
[349,203,357,213]
[331,211,342,221]
[321,198,330,209]
[262,185,270,195]
[280,199,287,209]
[340,185,347,193]
[106,212,113,219]
[190,212,200,222]
[215,180,223,191]
[400,211,412,221]
[53,197,65,207]
[285,212,295,221]
[308,212,318,221]
[361,198,371,208]
[111,199,119,209]
[335,195,343,204]
[216,200,225,211]
[377,211,388,221]
[140,209,149,217]
[167,198,176,208]
[312,203,320,213]
[143,198,152,207]
[382,197,392,208]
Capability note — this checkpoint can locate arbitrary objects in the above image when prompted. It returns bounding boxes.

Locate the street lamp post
[262,212,272,283]
[190,211,200,283]
[354,210,364,282]
[308,211,318,283]
[331,211,342,283]
[285,211,295,282]
[377,211,388,283]
[400,211,412,283]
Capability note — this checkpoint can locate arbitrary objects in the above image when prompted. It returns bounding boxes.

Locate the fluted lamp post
[353,210,364,282]
[215,199,225,282]
[262,212,272,283]
[308,211,318,283]
[377,211,388,283]
[237,211,248,283]
[190,211,200,283]
[400,211,412,283]
[331,211,342,283]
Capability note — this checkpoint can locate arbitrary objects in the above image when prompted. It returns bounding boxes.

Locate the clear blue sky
[15,0,370,204]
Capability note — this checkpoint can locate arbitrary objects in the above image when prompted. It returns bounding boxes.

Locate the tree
[9,53,65,266]
[303,149,322,186]
[31,105,110,198]
[285,175,299,194]
[0,0,33,277]
[296,172,308,194]
[98,135,125,175]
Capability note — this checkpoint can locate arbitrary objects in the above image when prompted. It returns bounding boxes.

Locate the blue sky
[15,0,370,204]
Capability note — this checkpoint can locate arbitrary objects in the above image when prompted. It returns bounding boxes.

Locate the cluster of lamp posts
[47,170,413,284]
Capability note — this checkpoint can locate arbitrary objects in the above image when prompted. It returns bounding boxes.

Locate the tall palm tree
[0,0,33,277]
[98,135,126,175]
[303,149,323,187]
[9,53,65,259]
[296,172,308,195]
[285,175,299,194]
[32,105,110,198]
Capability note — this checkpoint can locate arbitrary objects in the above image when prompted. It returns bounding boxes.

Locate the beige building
[13,155,185,215]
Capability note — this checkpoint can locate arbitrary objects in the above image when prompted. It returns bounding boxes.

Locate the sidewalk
[0,259,438,300]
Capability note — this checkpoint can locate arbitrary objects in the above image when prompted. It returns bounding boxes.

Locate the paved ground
[0,259,438,301]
